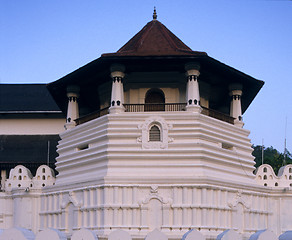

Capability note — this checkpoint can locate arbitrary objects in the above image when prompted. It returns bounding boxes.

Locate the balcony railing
[75,107,109,126]
[75,104,234,125]
[201,106,235,124]
[124,103,186,112]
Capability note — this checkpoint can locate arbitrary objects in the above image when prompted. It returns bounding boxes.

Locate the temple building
[0,11,292,240]
[0,84,64,188]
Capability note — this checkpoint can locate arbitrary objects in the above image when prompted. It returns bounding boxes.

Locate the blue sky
[1,0,292,152]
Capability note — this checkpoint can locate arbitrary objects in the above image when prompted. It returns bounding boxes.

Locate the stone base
[109,106,125,114]
[185,105,202,113]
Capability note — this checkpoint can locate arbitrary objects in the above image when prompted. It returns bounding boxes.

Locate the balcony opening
[145,88,165,111]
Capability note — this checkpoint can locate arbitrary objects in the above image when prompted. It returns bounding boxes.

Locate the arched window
[149,125,161,142]
[19,169,22,173]
[275,182,278,187]
[145,89,165,111]
[263,175,267,180]
[263,167,267,173]
[289,168,292,173]
[42,168,46,173]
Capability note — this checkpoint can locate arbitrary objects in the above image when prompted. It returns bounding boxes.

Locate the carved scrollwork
[137,116,173,149]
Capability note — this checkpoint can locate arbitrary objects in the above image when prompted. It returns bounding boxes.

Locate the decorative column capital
[111,71,125,79]
[229,84,242,95]
[185,62,200,77]
[65,85,80,130]
[110,64,125,78]
[229,83,243,127]
[185,62,201,113]
[110,64,125,114]
[66,85,80,94]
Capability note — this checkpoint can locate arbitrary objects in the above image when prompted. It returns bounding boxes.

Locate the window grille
[149,125,161,142]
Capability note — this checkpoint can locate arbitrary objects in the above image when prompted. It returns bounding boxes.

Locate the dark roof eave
[203,55,265,85]
[0,111,62,114]
[48,53,263,87]
[101,51,208,58]
[47,54,265,94]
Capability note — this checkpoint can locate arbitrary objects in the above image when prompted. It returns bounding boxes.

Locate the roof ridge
[117,20,153,54]
[102,19,207,57]
[156,20,192,53]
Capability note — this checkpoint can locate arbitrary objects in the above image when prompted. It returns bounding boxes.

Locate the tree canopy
[252,145,292,174]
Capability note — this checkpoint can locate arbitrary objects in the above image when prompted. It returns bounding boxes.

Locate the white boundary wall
[0,228,290,240]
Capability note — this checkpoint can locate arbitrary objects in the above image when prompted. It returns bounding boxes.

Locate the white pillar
[1,170,6,191]
[185,62,201,112]
[65,85,80,130]
[229,84,243,127]
[110,64,125,114]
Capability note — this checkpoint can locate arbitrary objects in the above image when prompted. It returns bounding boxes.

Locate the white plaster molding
[228,190,251,209]
[0,228,35,240]
[108,229,131,240]
[139,185,172,205]
[182,229,206,240]
[35,228,67,240]
[138,116,173,149]
[145,229,167,240]
[61,191,83,209]
[71,228,98,240]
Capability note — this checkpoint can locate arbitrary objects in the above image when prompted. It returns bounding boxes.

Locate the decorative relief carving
[228,190,251,209]
[61,191,83,209]
[137,116,173,149]
[139,185,172,205]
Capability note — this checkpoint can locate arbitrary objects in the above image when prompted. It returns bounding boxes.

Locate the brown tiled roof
[102,20,207,57]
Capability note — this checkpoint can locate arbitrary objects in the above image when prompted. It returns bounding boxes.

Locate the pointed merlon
[153,7,157,20]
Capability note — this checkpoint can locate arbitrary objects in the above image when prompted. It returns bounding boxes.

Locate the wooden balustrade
[75,104,234,125]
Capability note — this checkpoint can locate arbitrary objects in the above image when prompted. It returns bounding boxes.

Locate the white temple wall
[55,111,255,187]
[255,164,292,188]
[0,168,292,239]
[0,192,13,229]
[11,190,41,232]
[39,183,292,239]
[0,119,65,135]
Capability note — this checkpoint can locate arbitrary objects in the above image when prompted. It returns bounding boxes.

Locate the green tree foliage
[252,145,292,174]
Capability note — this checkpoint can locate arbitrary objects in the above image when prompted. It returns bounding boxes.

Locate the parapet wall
[0,228,291,240]
[4,165,56,191]
[255,164,292,188]
[1,164,292,239]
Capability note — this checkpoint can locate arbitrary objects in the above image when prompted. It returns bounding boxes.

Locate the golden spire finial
[153,7,157,20]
